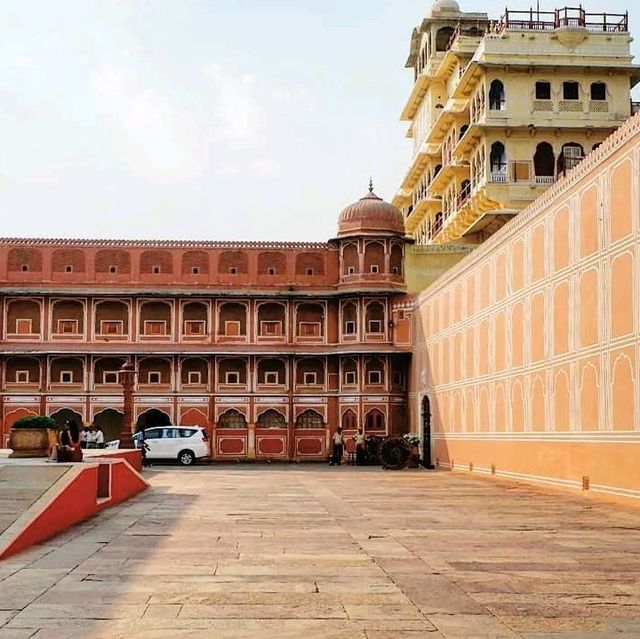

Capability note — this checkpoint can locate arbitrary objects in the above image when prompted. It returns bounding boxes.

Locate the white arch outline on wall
[530,374,546,432]
[216,300,249,340]
[5,297,44,340]
[93,298,132,340]
[216,407,249,423]
[50,298,87,338]
[552,369,571,431]
[179,299,211,342]
[610,352,636,432]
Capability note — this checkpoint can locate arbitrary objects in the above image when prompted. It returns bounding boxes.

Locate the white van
[106,426,209,465]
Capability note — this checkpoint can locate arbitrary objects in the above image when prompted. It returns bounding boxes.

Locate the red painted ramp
[0,454,148,560]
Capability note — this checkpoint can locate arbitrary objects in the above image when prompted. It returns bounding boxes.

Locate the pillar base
[119,431,135,450]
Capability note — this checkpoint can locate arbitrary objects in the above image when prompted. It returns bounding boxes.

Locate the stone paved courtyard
[1,466,640,638]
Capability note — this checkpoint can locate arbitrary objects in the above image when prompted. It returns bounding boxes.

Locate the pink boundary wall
[411,113,640,505]
[0,451,147,560]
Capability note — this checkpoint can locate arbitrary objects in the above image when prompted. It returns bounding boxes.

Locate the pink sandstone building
[0,187,413,461]
[410,113,640,503]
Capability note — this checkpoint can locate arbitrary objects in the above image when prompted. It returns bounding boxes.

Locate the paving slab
[2,466,640,637]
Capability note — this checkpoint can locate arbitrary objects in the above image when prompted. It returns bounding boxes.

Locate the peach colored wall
[412,114,640,503]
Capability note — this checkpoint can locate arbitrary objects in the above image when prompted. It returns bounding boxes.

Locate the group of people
[48,421,105,463]
[330,426,367,466]
[80,426,105,449]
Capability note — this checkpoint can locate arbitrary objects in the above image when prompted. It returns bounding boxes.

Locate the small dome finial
[369,177,374,194]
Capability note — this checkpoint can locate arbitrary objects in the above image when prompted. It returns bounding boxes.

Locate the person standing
[68,421,83,462]
[139,429,150,467]
[330,426,345,466]
[80,426,90,449]
[353,427,367,466]
[93,426,105,449]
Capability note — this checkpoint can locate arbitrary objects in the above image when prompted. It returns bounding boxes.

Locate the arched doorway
[92,409,124,443]
[534,142,555,178]
[421,396,435,469]
[136,409,171,431]
[50,408,83,430]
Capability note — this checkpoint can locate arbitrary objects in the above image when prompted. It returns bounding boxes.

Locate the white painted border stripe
[439,464,640,501]
[434,434,640,443]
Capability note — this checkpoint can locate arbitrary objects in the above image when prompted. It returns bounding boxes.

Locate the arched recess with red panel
[294,409,326,459]
[255,409,288,459]
[215,408,248,459]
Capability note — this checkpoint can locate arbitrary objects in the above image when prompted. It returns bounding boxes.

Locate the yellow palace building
[394,0,639,245]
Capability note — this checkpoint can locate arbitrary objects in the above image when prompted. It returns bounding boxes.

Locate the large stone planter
[8,428,57,458]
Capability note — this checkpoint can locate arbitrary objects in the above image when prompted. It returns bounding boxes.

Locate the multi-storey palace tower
[0,187,412,462]
[394,0,638,246]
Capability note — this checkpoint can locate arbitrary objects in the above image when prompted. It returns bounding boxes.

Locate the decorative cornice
[0,238,331,251]
[415,112,640,304]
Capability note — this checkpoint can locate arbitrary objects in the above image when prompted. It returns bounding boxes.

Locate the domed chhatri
[337,180,405,238]
[430,0,461,15]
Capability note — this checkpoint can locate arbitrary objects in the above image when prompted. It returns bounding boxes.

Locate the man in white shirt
[330,427,344,466]
[353,427,367,466]
[93,426,105,449]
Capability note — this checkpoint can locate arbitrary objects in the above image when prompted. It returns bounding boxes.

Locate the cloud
[209,63,266,150]
[92,65,208,182]
[250,157,280,179]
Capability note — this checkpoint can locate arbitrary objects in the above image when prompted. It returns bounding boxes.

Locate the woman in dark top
[68,421,83,462]
[57,421,83,462]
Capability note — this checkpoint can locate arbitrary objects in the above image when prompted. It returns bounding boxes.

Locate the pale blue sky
[0,1,637,241]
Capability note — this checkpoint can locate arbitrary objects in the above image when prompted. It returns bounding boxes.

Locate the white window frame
[57,319,79,335]
[60,370,74,384]
[184,320,206,336]
[16,370,30,383]
[15,318,33,334]
[152,265,161,274]
[224,320,242,336]
[368,319,383,334]
[368,370,382,385]
[144,320,167,336]
[303,371,318,385]
[344,320,356,335]
[100,320,124,335]
[344,371,356,386]
[260,321,282,337]
[347,266,355,275]
[370,264,379,274]
[187,371,202,385]
[147,371,162,384]
[103,371,118,385]
[264,371,279,385]
[225,371,241,385]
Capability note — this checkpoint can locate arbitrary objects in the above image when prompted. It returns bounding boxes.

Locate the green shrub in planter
[11,415,57,430]
[9,415,58,458]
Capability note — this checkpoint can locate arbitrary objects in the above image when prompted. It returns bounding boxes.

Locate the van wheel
[178,450,195,466]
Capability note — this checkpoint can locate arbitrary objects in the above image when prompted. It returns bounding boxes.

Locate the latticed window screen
[296,410,323,429]
[257,409,286,429]
[218,409,247,429]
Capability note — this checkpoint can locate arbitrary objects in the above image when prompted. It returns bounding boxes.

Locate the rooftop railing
[498,7,628,33]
